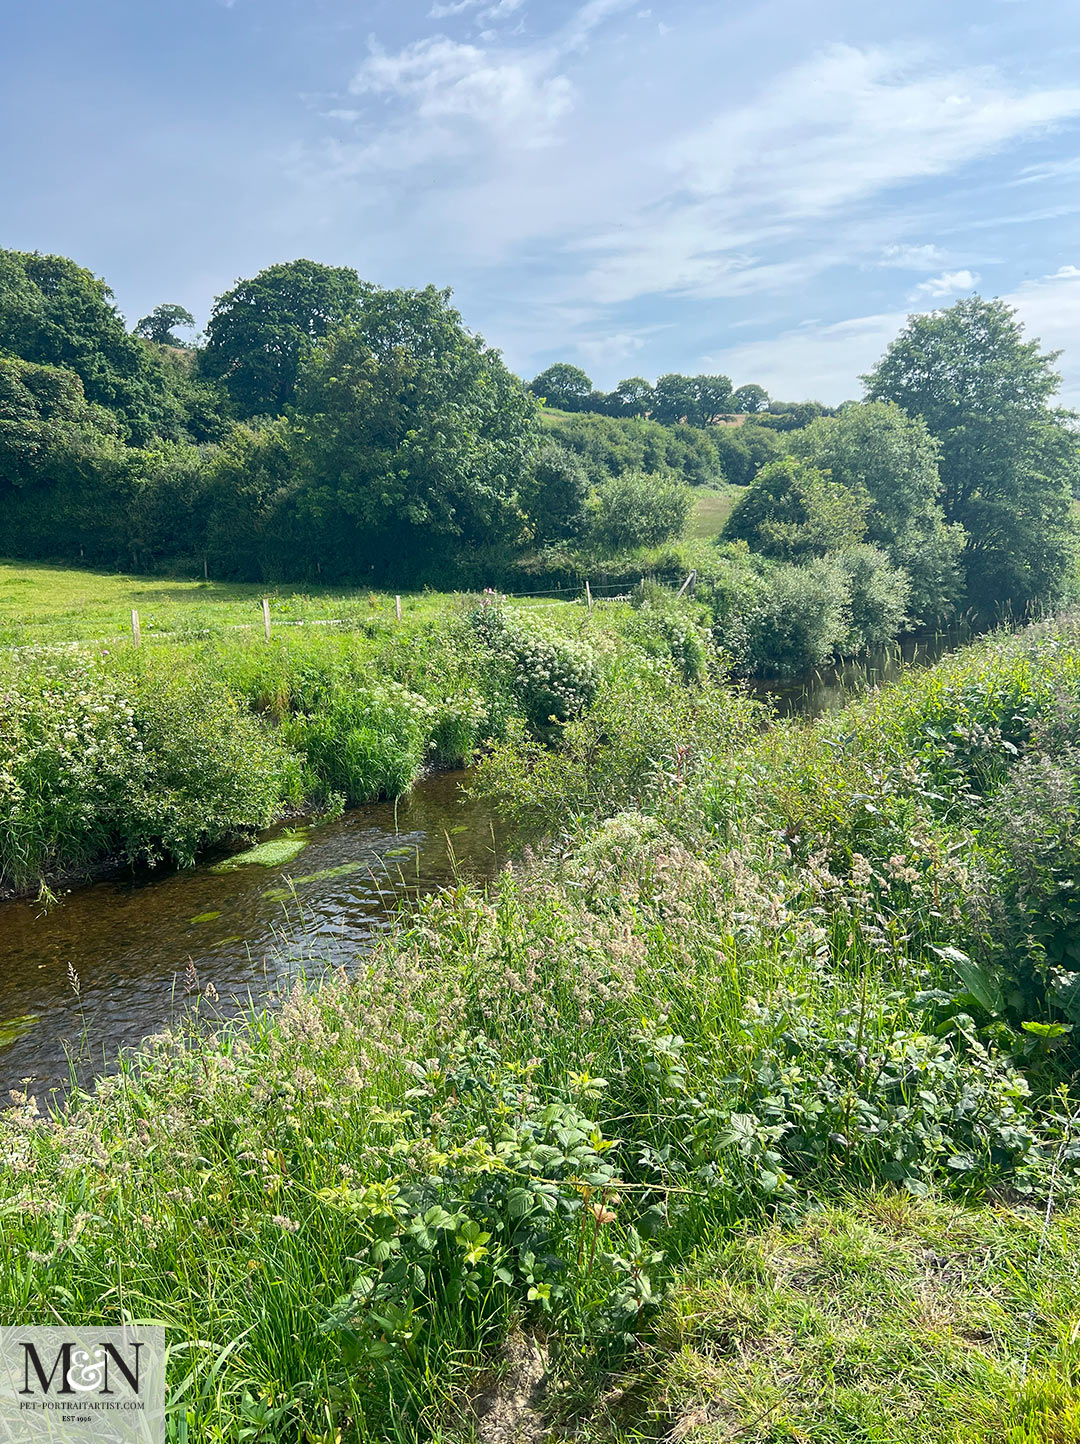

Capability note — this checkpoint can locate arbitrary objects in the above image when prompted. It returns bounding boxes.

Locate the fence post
[131,609,141,648]
[584,579,593,613]
[395,595,402,622]
[676,569,697,599]
[262,598,272,642]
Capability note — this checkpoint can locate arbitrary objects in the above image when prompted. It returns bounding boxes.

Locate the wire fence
[2,572,697,656]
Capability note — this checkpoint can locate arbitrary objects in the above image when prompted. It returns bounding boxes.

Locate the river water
[0,631,962,1100]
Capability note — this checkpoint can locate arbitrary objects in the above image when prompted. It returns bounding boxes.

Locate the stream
[0,630,962,1101]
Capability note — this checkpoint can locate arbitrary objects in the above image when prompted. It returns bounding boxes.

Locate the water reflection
[0,772,506,1099]
[750,630,966,719]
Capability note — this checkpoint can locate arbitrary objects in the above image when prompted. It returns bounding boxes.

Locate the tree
[0,249,162,441]
[864,297,1079,614]
[693,373,735,424]
[134,303,196,346]
[712,422,783,486]
[282,285,538,580]
[585,471,692,552]
[790,401,965,622]
[529,363,593,412]
[0,355,152,564]
[651,373,701,426]
[723,457,869,561]
[201,259,368,418]
[522,441,589,543]
[606,376,653,417]
[733,383,769,413]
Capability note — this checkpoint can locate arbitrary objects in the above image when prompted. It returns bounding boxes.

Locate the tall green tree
[201,259,368,418]
[0,249,163,441]
[693,373,735,424]
[529,363,594,412]
[651,373,701,425]
[281,285,538,579]
[134,303,196,346]
[791,401,965,622]
[606,376,653,417]
[864,297,1079,614]
[733,382,769,413]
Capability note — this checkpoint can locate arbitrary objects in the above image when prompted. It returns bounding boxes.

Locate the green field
[0,560,571,648]
[688,484,739,539]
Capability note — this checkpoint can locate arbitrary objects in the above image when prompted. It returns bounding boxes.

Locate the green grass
[688,485,739,541]
[578,1194,1080,1442]
[0,559,567,648]
[3,619,1080,1439]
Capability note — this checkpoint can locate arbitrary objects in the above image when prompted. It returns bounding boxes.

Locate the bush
[742,556,850,676]
[837,544,911,651]
[586,471,692,552]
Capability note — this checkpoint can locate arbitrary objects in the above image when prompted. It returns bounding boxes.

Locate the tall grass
[2,619,1080,1439]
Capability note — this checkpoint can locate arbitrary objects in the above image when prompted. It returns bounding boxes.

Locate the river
[0,631,962,1100]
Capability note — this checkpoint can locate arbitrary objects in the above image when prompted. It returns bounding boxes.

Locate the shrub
[742,556,850,676]
[837,544,912,651]
[585,471,693,552]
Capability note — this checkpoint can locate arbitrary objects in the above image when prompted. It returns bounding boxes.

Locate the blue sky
[5,0,1080,401]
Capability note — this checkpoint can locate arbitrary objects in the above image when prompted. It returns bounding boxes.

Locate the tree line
[0,247,1077,621]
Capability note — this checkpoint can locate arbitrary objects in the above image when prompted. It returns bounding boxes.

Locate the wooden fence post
[676,570,697,599]
[262,598,272,642]
[131,609,141,648]
[584,579,593,613]
[395,595,402,622]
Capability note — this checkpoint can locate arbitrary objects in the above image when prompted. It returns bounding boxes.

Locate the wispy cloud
[877,242,951,269]
[575,45,1080,304]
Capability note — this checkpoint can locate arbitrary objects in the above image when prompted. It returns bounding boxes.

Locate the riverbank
[2,583,699,893]
[2,618,1079,1440]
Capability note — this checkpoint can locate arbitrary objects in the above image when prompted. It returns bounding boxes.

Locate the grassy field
[688,484,739,540]
[0,560,574,648]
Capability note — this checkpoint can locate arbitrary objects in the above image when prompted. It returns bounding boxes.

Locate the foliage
[741,554,851,675]
[133,303,196,347]
[0,249,214,446]
[732,381,769,413]
[864,296,1080,616]
[521,440,589,544]
[529,362,594,412]
[586,470,693,552]
[200,258,367,418]
[709,420,783,486]
[837,543,912,651]
[280,286,539,581]
[542,408,722,488]
[724,457,870,561]
[791,400,965,624]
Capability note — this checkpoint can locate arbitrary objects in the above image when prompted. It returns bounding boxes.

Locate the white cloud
[576,45,1080,304]
[1005,263,1080,403]
[352,37,572,140]
[706,312,905,404]
[576,330,648,367]
[702,264,1080,407]
[912,268,980,298]
[429,0,525,19]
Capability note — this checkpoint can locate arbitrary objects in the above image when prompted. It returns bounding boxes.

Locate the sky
[5,0,1080,402]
